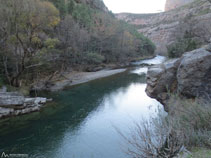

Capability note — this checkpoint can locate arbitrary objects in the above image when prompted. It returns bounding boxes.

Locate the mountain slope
[116,0,211,55]
[0,0,155,88]
[165,0,194,11]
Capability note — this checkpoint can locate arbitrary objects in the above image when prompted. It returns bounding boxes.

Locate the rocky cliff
[145,44,211,111]
[116,0,211,55]
[165,0,194,11]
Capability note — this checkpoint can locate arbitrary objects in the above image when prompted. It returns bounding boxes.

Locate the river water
[0,56,165,158]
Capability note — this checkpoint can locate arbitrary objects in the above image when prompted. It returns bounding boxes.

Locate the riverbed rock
[146,46,211,110]
[0,92,25,107]
[0,92,50,119]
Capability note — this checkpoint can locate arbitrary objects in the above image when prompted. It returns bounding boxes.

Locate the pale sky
[103,0,166,13]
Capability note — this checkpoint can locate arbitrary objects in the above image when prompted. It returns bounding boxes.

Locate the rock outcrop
[0,92,50,119]
[146,45,211,110]
[116,0,211,55]
[165,0,194,11]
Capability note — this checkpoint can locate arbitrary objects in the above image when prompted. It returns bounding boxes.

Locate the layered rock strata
[0,92,50,118]
[116,0,211,55]
[165,0,194,11]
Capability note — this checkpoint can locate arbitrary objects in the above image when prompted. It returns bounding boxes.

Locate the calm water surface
[0,57,164,158]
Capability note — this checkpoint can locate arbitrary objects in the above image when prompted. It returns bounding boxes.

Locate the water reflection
[0,56,165,158]
[48,84,161,158]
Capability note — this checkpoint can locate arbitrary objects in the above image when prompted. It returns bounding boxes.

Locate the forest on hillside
[0,0,155,88]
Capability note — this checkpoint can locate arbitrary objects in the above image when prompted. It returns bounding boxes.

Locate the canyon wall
[145,43,211,111]
[116,0,211,55]
[165,0,194,11]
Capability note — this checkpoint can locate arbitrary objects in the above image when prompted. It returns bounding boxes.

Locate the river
[0,56,165,158]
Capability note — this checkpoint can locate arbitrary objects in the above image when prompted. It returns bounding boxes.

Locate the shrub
[117,110,184,158]
[44,38,60,49]
[119,96,211,158]
[167,38,197,58]
[168,97,211,148]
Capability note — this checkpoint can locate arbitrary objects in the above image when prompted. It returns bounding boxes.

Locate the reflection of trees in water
[0,71,145,155]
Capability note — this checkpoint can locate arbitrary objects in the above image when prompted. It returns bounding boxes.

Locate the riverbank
[33,69,127,92]
[0,57,163,157]
[0,69,126,119]
[32,55,158,92]
[0,93,51,119]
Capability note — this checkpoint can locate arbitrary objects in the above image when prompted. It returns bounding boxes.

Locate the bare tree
[0,0,60,86]
[116,114,184,158]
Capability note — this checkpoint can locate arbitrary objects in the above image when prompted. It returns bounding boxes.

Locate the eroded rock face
[146,59,181,110]
[116,0,211,55]
[146,46,211,110]
[177,48,211,98]
[0,92,49,119]
[165,0,194,11]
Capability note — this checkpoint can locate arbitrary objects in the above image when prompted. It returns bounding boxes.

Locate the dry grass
[118,95,211,158]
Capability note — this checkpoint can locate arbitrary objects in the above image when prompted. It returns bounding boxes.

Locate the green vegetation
[184,148,211,158]
[167,97,211,149]
[85,52,105,64]
[0,0,155,88]
[167,32,198,58]
[167,38,197,58]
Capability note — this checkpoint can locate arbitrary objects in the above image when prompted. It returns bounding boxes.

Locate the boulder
[146,46,211,110]
[177,48,211,98]
[146,58,180,109]
[24,97,47,105]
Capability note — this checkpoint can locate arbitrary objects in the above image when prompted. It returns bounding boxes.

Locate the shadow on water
[0,70,147,157]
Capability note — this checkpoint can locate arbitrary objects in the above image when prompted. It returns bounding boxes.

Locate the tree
[0,0,60,87]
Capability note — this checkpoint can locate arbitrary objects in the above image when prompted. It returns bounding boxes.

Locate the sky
[103,0,166,14]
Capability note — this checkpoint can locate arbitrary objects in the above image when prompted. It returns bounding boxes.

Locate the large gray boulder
[146,46,211,110]
[177,48,211,98]
[146,59,180,109]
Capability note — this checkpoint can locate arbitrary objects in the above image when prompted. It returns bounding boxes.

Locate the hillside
[0,0,155,89]
[116,0,211,55]
[165,0,194,11]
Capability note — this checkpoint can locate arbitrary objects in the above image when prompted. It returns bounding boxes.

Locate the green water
[0,67,162,158]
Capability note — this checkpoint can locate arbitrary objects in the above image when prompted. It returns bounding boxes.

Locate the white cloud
[103,0,166,13]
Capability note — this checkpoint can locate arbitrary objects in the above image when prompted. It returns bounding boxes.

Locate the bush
[167,38,197,58]
[168,97,211,148]
[118,96,211,158]
[117,110,184,158]
[44,38,60,49]
[85,52,105,64]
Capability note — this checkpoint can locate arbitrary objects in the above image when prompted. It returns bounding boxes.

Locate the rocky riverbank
[146,44,211,111]
[0,69,126,119]
[0,92,51,119]
[32,69,127,92]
